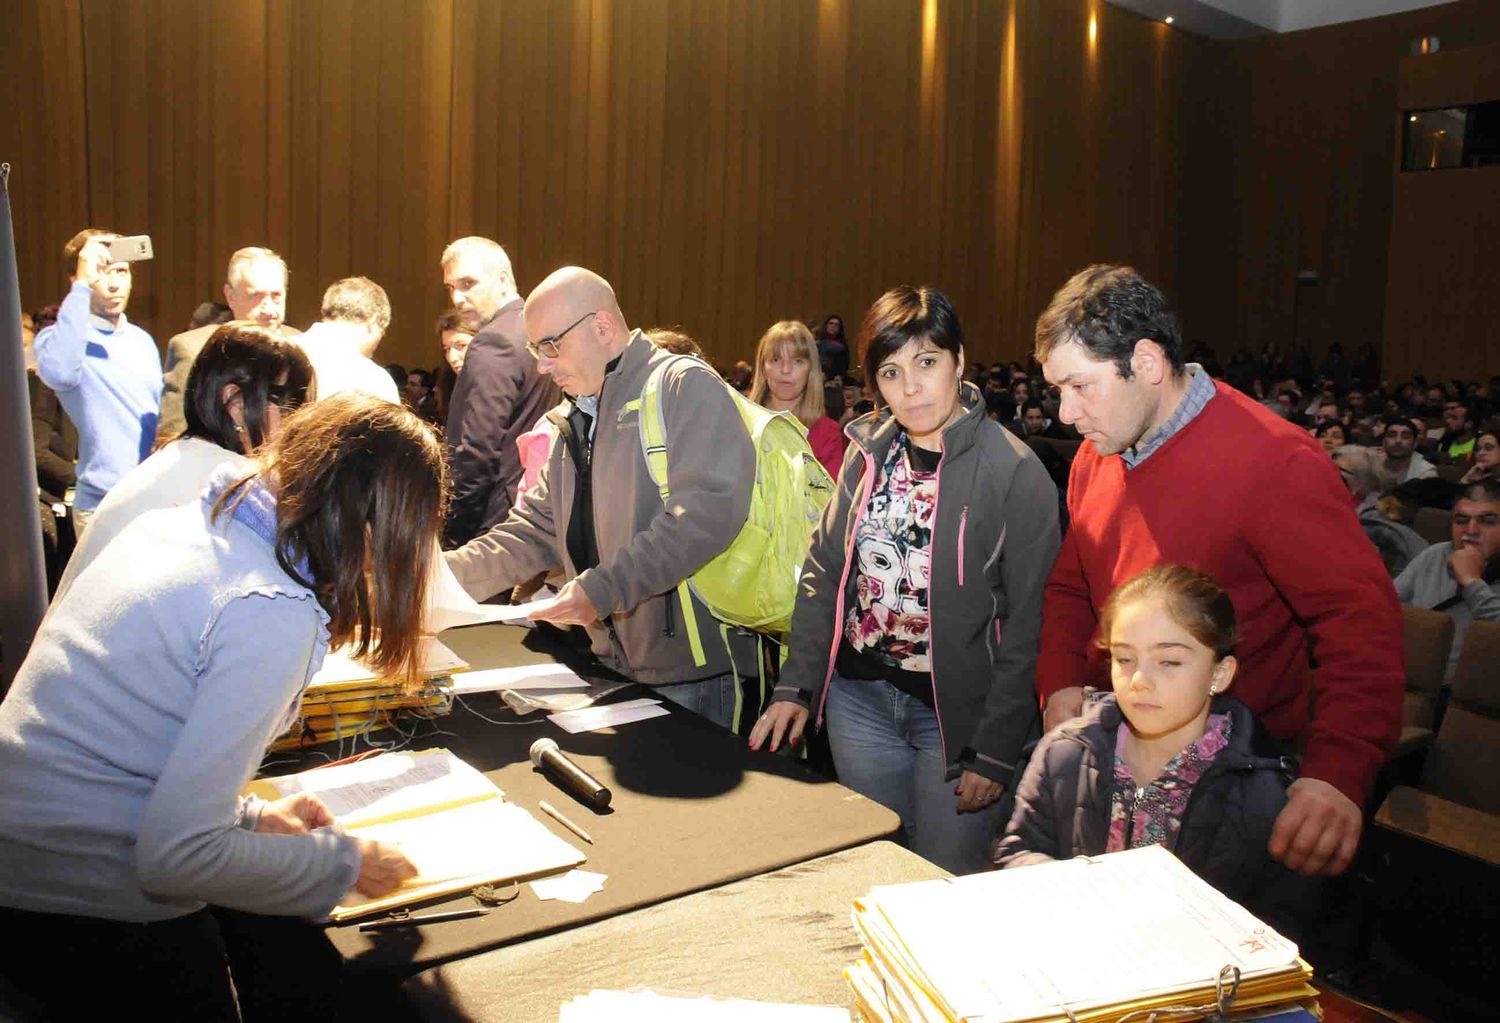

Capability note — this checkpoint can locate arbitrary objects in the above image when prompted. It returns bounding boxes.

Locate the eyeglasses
[526,311,597,360]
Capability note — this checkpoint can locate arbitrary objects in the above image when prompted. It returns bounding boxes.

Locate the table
[260,622,899,988]
[402,840,1394,1023]
[403,841,943,1021]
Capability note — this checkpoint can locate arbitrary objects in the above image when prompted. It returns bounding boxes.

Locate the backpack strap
[631,359,708,668]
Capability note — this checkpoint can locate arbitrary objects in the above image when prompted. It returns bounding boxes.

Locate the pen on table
[358,907,490,932]
[538,799,594,844]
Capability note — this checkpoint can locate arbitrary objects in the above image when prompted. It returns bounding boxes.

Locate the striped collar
[1122,364,1215,470]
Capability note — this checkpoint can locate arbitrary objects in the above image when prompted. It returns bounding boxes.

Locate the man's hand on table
[1268,777,1363,876]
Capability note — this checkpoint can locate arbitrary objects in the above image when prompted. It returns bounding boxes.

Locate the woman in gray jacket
[751,287,1060,874]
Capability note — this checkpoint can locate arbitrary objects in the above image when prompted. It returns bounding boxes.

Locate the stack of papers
[560,990,851,1022]
[270,637,465,752]
[249,749,586,921]
[846,845,1318,1023]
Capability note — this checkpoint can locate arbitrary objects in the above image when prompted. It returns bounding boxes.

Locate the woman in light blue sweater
[0,395,447,1019]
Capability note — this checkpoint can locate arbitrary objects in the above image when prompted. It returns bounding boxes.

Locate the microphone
[529,738,612,811]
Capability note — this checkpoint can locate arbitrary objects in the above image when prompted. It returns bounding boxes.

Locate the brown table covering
[279,622,900,978]
[402,840,945,1021]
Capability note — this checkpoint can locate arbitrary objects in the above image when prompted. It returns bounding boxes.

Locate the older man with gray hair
[157,247,298,441]
[440,236,560,546]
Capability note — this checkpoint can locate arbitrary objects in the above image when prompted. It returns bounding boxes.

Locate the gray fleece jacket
[773,383,1061,783]
[445,331,758,684]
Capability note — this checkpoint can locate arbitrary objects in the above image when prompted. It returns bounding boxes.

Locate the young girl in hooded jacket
[994,565,1317,939]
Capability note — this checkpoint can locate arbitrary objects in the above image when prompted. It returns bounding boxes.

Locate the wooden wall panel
[11,0,1209,374]
[1176,0,1500,379]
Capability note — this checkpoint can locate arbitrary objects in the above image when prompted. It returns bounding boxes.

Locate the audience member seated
[296,276,398,403]
[1374,414,1437,493]
[1436,398,1478,464]
[53,324,314,604]
[996,566,1316,941]
[749,319,845,479]
[0,396,441,1018]
[1315,419,1347,453]
[159,246,296,441]
[1019,397,1069,440]
[1333,445,1427,577]
[754,285,1059,875]
[814,313,850,382]
[33,231,161,537]
[1460,429,1497,485]
[1394,479,1500,683]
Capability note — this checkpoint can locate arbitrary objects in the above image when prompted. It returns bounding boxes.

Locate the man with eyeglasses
[1395,478,1500,682]
[444,266,757,729]
[440,236,561,547]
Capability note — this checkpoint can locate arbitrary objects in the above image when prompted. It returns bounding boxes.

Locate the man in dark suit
[440,236,561,548]
[156,247,298,441]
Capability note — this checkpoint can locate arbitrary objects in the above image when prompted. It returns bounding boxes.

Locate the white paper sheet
[859,845,1301,1023]
[548,698,670,734]
[269,750,501,826]
[448,662,588,695]
[308,636,467,689]
[345,799,584,887]
[529,869,608,903]
[423,553,559,632]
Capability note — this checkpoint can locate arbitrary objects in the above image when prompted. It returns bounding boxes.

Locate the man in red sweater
[1034,265,1402,878]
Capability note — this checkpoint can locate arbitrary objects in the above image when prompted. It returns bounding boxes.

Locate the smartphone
[105,235,154,263]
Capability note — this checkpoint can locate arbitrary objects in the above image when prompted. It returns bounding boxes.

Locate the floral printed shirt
[1105,713,1233,853]
[843,434,938,673]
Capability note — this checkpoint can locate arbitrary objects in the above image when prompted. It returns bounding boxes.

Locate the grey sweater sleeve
[135,591,360,917]
[446,454,565,601]
[576,361,754,616]
[1462,579,1500,621]
[969,455,1060,783]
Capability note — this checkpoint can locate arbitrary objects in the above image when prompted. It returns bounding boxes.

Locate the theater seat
[1371,621,1500,995]
[1395,606,1454,758]
[1413,620,1500,816]
[1412,506,1449,545]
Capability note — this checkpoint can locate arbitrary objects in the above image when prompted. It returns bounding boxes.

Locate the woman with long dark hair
[751,287,1060,873]
[53,322,314,602]
[0,395,446,1018]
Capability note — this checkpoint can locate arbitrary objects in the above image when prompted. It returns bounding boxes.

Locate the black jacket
[994,692,1319,941]
[443,298,563,547]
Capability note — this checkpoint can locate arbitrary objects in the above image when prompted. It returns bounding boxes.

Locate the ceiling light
[1409,115,1418,122]
[1165,16,1174,24]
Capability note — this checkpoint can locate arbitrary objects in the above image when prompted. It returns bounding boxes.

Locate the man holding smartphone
[33,229,162,535]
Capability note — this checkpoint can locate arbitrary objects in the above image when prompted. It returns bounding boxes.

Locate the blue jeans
[653,672,739,730]
[825,674,1007,875]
